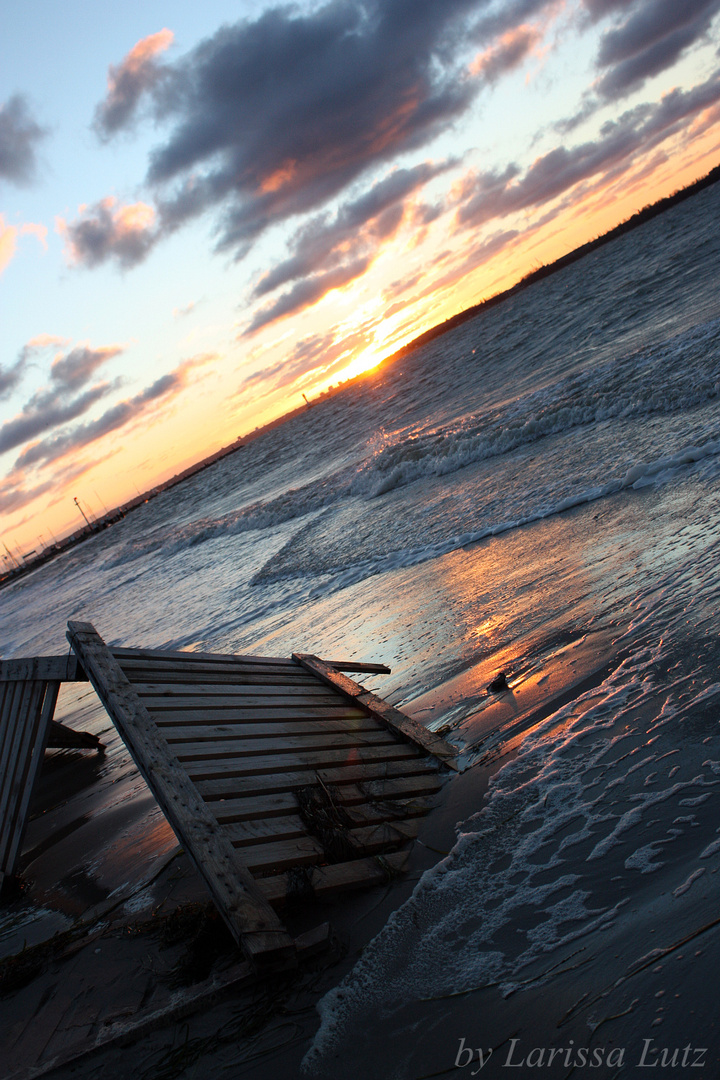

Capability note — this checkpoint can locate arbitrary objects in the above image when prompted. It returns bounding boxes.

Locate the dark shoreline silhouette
[3,160,719,590]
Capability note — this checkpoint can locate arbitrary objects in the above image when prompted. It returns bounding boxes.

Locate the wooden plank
[321,660,391,674]
[222,815,308,847]
[138,690,342,710]
[1,681,58,877]
[293,654,458,769]
[156,716,386,741]
[234,836,325,873]
[196,757,440,800]
[132,675,320,692]
[171,731,397,761]
[183,743,422,781]
[67,621,295,968]
[0,681,49,874]
[258,851,410,904]
[208,775,441,825]
[113,647,298,667]
[361,774,444,800]
[135,682,339,699]
[149,705,369,723]
[212,792,300,823]
[120,667,312,685]
[0,655,86,682]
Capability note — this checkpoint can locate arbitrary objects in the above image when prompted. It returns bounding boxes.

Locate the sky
[2,0,720,555]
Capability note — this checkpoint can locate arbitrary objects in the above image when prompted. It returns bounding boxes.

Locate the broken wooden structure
[0,654,98,893]
[2,621,456,969]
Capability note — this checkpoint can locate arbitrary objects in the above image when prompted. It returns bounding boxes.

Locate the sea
[2,177,720,1076]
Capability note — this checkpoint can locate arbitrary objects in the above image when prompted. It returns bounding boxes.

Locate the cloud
[59,197,158,268]
[94,0,496,261]
[0,216,48,273]
[239,328,372,395]
[245,160,450,332]
[94,29,174,138]
[0,95,47,185]
[0,357,26,400]
[0,341,122,456]
[173,300,198,319]
[457,68,720,229]
[246,259,371,335]
[469,24,542,82]
[595,0,720,99]
[13,353,213,470]
[50,345,122,391]
[0,383,113,457]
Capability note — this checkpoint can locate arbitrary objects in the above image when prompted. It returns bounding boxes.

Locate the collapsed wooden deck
[66,622,456,967]
[2,622,456,969]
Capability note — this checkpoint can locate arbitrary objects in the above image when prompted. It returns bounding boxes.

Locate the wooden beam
[292,654,458,769]
[67,620,296,969]
[320,660,392,675]
[0,655,86,682]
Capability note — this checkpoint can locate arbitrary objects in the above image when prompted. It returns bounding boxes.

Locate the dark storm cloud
[62,198,158,269]
[457,69,720,229]
[94,30,174,138]
[0,95,47,185]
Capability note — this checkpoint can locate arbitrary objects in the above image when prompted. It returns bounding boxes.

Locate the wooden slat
[113,647,298,666]
[222,815,308,847]
[1,681,58,878]
[116,656,298,675]
[131,678,321,695]
[235,836,325,873]
[183,743,422,781]
[321,660,391,674]
[120,667,311,685]
[67,621,295,968]
[0,656,86,682]
[293,654,458,768]
[147,705,370,723]
[209,778,440,826]
[172,731,397,761]
[258,851,410,904]
[138,689,342,709]
[157,716,386,741]
[195,757,439,800]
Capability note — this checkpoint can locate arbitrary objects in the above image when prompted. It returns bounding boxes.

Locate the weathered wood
[138,689,341,710]
[148,704,370,723]
[157,716,385,741]
[0,655,86,682]
[133,676,320,694]
[196,757,440,800]
[222,814,308,847]
[120,667,313,684]
[234,836,325,872]
[293,654,458,769]
[171,731,397,761]
[113,647,298,666]
[322,660,392,674]
[183,743,422,781]
[67,621,295,968]
[0,680,58,884]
